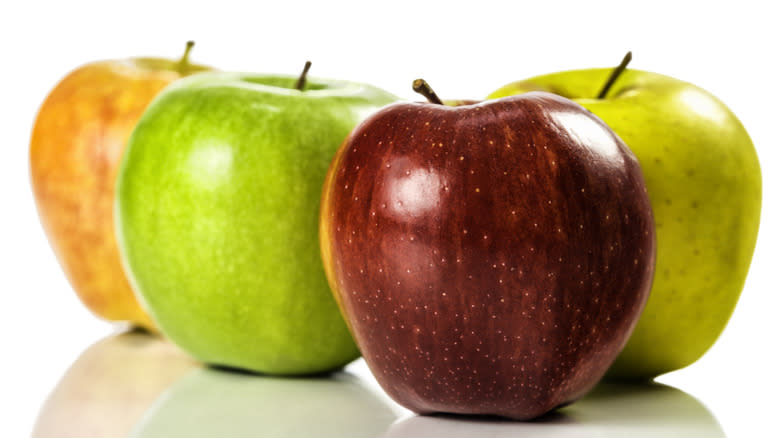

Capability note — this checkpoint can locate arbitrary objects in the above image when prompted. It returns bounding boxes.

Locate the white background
[2,1,778,436]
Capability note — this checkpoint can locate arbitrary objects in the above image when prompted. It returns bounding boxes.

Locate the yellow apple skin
[489,69,761,379]
[29,49,210,330]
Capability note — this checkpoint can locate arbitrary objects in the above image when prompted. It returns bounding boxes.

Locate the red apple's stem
[177,41,195,70]
[296,61,313,91]
[412,79,443,105]
[597,51,632,99]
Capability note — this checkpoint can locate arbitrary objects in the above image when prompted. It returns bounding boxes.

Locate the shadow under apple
[130,368,401,438]
[383,382,725,438]
[32,329,198,438]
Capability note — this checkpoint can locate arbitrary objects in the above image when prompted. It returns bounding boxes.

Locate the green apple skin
[116,72,398,375]
[489,69,761,379]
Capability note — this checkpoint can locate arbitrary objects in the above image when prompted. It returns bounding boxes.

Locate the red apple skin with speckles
[319,92,655,420]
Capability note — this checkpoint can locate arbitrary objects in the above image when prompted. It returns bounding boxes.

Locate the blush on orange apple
[320,80,656,419]
[30,42,211,330]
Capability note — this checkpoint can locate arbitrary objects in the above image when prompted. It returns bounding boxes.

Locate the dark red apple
[319,82,655,420]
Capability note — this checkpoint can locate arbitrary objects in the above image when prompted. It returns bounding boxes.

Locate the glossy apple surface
[320,92,655,419]
[116,72,398,375]
[489,68,761,379]
[30,43,210,330]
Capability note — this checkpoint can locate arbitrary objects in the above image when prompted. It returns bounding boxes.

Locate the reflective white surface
[32,331,727,437]
[131,367,399,437]
[33,332,199,438]
[385,384,724,438]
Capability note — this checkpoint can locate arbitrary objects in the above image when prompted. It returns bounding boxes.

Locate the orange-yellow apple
[29,42,211,330]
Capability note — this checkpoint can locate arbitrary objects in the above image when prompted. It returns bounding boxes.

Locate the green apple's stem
[177,41,195,70]
[597,51,632,99]
[412,79,443,105]
[295,61,313,91]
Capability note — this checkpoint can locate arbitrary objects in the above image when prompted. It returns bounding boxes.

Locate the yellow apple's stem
[295,61,313,91]
[177,41,195,70]
[412,79,443,105]
[597,51,632,99]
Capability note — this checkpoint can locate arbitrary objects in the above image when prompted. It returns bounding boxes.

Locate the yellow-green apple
[30,42,211,331]
[32,331,197,438]
[115,64,399,375]
[489,54,761,379]
[320,80,655,419]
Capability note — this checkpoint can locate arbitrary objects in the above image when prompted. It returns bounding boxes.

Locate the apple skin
[489,69,761,379]
[116,72,398,375]
[320,92,656,419]
[30,49,210,331]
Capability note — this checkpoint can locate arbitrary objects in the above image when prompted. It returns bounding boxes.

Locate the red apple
[320,81,655,420]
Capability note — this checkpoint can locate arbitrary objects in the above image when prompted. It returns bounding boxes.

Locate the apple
[30,42,211,331]
[319,80,656,419]
[115,63,399,375]
[385,382,725,437]
[488,53,762,379]
[130,369,400,437]
[33,331,197,438]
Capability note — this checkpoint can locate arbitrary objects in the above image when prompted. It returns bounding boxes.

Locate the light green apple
[116,69,398,375]
[489,66,761,379]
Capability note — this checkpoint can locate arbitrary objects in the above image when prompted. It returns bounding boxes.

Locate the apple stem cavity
[295,61,313,91]
[597,51,633,99]
[177,41,195,71]
[412,79,444,105]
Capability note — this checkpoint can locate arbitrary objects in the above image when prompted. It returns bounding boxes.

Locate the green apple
[116,67,398,375]
[130,370,400,437]
[488,59,761,379]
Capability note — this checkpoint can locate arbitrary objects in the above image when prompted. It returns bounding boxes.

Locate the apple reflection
[131,368,401,437]
[384,382,726,438]
[32,330,198,438]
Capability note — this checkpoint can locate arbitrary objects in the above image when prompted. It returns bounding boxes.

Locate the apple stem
[296,61,313,91]
[597,51,632,99]
[412,79,443,105]
[177,41,195,70]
